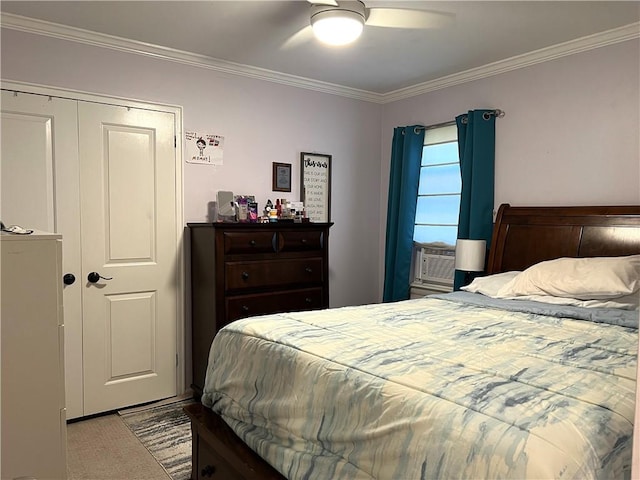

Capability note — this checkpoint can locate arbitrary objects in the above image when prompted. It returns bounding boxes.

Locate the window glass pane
[413,225,457,246]
[414,195,460,225]
[413,124,460,249]
[418,164,461,195]
[421,142,458,166]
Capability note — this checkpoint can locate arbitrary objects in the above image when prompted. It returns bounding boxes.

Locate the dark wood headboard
[486,203,640,274]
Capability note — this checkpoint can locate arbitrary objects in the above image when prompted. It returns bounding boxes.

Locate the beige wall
[2,28,639,307]
[381,38,640,297]
[1,27,383,309]
[381,39,639,210]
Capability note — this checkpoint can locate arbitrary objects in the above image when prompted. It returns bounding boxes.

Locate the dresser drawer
[223,232,276,254]
[279,230,324,252]
[226,287,324,321]
[225,258,323,290]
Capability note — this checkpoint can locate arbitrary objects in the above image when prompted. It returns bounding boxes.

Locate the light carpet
[67,414,171,480]
[119,398,196,480]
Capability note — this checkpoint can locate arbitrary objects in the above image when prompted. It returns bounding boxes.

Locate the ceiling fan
[283,0,455,48]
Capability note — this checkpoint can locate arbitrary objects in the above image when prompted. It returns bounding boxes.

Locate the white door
[78,102,177,415]
[1,91,84,418]
[1,90,179,418]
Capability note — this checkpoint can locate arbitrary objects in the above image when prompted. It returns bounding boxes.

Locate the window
[413,124,460,247]
[412,124,459,288]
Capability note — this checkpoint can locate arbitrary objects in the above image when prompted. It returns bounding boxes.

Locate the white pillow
[496,255,640,300]
[497,292,639,310]
[461,271,521,297]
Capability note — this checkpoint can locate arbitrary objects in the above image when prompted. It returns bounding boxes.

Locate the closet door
[1,90,179,418]
[0,91,84,418]
[78,102,177,414]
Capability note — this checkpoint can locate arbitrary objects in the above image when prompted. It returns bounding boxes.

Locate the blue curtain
[454,110,496,290]
[383,126,425,302]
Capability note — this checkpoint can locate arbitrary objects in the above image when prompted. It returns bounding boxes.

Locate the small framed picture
[272,162,292,192]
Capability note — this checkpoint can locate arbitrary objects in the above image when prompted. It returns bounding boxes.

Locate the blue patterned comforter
[201,293,637,479]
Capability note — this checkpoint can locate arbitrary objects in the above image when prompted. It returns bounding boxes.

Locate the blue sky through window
[418,164,461,195]
[414,140,460,247]
[421,142,458,166]
[413,225,458,245]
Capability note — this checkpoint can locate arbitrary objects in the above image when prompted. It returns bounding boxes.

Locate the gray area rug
[119,399,196,480]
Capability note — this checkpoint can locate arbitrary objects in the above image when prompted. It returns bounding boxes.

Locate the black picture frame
[272,162,292,192]
[300,152,331,223]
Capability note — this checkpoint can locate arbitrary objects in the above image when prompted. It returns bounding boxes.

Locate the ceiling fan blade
[281,25,314,50]
[307,0,339,6]
[365,8,455,29]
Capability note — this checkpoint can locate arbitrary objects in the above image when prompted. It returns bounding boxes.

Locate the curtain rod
[413,109,505,132]
[417,119,456,132]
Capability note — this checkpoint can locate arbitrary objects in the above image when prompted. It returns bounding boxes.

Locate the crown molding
[382,22,640,103]
[0,13,383,103]
[2,13,638,105]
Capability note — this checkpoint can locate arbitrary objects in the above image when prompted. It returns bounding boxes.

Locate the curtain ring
[482,109,505,120]
[461,116,468,124]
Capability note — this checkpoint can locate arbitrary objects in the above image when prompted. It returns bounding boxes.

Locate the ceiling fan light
[311,10,364,46]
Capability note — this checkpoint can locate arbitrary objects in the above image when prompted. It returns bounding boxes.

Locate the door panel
[79,102,177,415]
[107,291,156,379]
[1,91,84,419]
[1,112,55,230]
[105,127,156,261]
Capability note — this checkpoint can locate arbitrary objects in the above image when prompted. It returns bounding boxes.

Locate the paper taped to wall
[186,131,224,165]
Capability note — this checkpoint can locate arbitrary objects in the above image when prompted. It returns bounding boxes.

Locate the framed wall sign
[300,152,331,223]
[272,162,292,192]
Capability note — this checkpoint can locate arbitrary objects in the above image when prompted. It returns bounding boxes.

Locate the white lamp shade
[455,239,486,272]
[311,10,364,46]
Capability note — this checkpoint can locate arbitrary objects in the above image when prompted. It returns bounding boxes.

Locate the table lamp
[455,239,486,286]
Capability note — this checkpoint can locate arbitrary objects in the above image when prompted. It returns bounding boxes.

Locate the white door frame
[1,79,186,398]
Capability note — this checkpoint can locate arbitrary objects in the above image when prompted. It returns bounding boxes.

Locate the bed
[185,203,640,480]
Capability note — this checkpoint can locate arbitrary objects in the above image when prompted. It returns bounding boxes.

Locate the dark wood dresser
[188,222,332,396]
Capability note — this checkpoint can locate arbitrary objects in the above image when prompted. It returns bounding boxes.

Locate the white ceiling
[1,1,639,97]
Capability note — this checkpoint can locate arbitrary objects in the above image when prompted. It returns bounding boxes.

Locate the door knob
[87,272,113,283]
[63,273,76,285]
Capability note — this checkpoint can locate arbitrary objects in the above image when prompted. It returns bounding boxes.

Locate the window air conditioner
[413,244,455,286]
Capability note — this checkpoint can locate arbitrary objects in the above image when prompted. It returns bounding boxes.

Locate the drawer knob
[241,271,250,280]
[305,267,313,273]
[305,297,313,303]
[201,464,216,477]
[242,305,250,312]
[300,238,307,244]
[249,240,256,246]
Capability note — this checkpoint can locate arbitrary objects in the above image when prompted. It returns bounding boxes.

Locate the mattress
[201,292,638,479]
